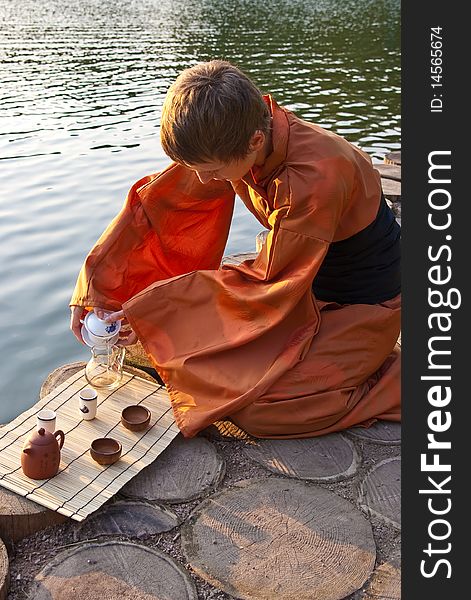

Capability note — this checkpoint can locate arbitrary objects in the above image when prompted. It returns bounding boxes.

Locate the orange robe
[70,96,401,439]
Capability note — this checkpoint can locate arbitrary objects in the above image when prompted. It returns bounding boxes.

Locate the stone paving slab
[73,500,180,541]
[120,434,225,504]
[242,433,360,482]
[0,477,68,544]
[181,477,376,600]
[381,178,401,200]
[347,421,401,445]
[39,361,87,398]
[28,541,197,600]
[362,544,401,599]
[385,151,401,165]
[374,163,401,181]
[0,538,8,600]
[359,457,401,529]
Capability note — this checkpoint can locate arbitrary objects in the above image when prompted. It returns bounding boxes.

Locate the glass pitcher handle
[255,229,269,253]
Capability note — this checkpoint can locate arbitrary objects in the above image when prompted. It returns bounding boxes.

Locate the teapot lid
[28,427,55,445]
[84,312,121,337]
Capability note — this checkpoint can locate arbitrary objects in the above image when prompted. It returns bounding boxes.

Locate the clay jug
[21,427,65,480]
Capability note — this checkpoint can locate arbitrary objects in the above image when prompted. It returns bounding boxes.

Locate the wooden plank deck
[377,150,401,202]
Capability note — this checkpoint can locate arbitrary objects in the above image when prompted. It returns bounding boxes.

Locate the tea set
[80,311,121,348]
[21,312,152,480]
[81,312,126,391]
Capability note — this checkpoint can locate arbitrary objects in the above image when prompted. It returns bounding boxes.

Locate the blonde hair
[160,60,270,165]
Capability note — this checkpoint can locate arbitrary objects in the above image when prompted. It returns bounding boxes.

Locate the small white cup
[37,409,57,433]
[79,387,98,420]
[81,312,121,347]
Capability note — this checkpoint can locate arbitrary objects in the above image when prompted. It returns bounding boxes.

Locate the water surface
[0,0,400,422]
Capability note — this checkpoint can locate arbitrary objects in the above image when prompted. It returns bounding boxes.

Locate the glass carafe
[85,344,125,390]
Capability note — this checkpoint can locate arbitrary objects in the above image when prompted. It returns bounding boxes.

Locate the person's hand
[93,307,112,320]
[104,309,138,347]
[69,305,87,344]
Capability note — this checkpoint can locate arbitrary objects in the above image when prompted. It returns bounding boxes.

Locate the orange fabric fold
[123,230,330,436]
[71,97,401,439]
[70,163,235,310]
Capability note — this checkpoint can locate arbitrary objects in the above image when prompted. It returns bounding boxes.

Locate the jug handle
[54,430,65,450]
[118,346,126,364]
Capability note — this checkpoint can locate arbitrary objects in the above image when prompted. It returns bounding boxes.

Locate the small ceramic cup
[36,409,56,433]
[80,312,121,347]
[79,387,98,420]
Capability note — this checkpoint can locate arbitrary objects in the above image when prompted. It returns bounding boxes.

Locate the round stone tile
[347,421,401,445]
[0,537,9,600]
[362,544,401,599]
[74,500,179,540]
[40,362,86,399]
[182,477,375,600]
[29,541,197,600]
[0,486,67,543]
[120,434,225,504]
[359,457,401,528]
[243,433,360,482]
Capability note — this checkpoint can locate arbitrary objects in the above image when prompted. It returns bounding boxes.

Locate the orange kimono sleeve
[70,163,235,310]
[123,159,352,437]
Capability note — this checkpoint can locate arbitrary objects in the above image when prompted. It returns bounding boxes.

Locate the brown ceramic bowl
[90,438,122,465]
[121,405,151,432]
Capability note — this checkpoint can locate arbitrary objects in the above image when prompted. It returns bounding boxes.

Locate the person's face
[183,130,267,184]
[185,152,258,184]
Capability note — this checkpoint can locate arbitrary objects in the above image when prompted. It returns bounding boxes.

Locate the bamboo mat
[0,368,179,521]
